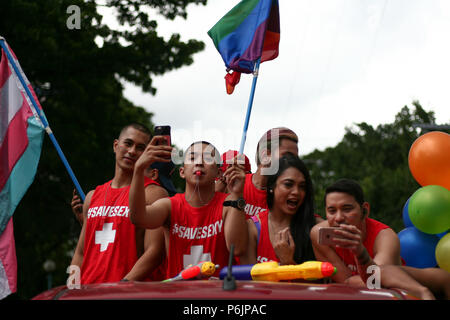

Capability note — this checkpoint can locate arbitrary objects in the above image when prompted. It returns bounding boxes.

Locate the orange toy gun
[163,261,219,282]
[219,261,337,282]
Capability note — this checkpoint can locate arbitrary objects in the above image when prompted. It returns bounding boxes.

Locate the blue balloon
[398,227,439,268]
[402,198,413,228]
[437,230,449,239]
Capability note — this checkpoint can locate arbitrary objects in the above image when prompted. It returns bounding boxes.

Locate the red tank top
[167,192,230,278]
[335,218,390,276]
[253,210,279,263]
[243,173,268,218]
[81,177,157,284]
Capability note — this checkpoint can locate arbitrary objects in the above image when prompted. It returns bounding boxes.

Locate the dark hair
[266,154,316,264]
[256,127,299,165]
[324,178,365,206]
[119,123,152,139]
[183,141,221,166]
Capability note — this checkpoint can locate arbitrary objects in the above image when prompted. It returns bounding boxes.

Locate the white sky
[101,0,450,170]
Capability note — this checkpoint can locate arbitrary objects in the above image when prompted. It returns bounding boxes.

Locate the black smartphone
[154,125,171,146]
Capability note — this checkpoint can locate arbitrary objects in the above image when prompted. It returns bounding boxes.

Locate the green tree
[0,0,206,299]
[304,101,448,232]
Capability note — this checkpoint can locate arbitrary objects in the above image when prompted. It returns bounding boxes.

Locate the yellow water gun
[219,261,337,282]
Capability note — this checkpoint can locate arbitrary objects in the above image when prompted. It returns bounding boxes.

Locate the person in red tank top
[310,178,450,300]
[240,154,321,266]
[242,127,300,219]
[69,124,169,285]
[129,140,248,279]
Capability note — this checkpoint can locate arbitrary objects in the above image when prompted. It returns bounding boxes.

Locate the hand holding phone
[318,227,343,246]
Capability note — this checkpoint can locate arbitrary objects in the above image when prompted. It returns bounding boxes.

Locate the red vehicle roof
[32,280,418,300]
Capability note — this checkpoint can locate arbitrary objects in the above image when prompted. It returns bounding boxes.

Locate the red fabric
[254,210,279,263]
[335,218,390,276]
[225,70,241,94]
[243,173,268,219]
[81,177,157,284]
[167,192,230,278]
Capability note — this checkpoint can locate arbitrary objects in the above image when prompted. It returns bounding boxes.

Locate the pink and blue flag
[0,41,45,298]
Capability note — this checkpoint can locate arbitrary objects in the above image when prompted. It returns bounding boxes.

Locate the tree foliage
[0,0,206,299]
[304,101,449,232]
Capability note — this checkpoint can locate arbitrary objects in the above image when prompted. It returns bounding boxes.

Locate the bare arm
[222,160,248,257]
[238,219,258,265]
[129,136,173,228]
[124,228,166,281]
[70,190,94,268]
[125,185,169,280]
[371,228,402,266]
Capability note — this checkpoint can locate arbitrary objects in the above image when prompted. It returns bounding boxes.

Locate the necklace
[102,181,128,214]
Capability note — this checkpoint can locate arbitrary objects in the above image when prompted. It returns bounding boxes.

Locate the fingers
[138,142,173,168]
[331,225,362,251]
[275,228,293,246]
[333,224,361,240]
[150,135,172,147]
[71,193,83,214]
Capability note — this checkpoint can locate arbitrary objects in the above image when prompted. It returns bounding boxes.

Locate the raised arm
[129,136,172,229]
[222,160,248,257]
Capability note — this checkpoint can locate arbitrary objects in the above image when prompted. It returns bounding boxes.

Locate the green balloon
[409,185,450,234]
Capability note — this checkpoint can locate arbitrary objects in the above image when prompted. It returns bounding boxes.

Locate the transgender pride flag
[0,39,45,299]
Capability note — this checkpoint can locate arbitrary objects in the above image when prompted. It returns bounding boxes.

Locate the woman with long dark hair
[240,153,319,265]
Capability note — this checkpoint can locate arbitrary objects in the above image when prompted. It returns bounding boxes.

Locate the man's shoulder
[366,217,391,232]
[310,220,330,234]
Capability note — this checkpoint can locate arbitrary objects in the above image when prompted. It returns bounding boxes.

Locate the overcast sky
[102,0,450,170]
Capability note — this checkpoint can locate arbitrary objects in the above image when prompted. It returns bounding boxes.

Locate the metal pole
[239,58,261,155]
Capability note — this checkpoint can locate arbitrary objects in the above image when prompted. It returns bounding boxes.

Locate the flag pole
[239,57,261,155]
[0,38,86,201]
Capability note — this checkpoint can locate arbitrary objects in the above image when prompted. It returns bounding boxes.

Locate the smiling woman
[239,153,319,266]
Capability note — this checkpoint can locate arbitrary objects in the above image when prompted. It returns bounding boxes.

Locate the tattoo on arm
[354,248,375,284]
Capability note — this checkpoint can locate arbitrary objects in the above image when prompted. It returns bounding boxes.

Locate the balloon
[435,233,450,273]
[437,230,449,239]
[408,185,450,234]
[402,198,413,228]
[408,131,450,190]
[399,227,439,268]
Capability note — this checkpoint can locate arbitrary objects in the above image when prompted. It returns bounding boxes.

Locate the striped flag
[0,40,45,298]
[208,0,280,93]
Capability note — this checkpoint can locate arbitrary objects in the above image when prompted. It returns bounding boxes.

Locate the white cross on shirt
[183,245,211,268]
[95,222,116,252]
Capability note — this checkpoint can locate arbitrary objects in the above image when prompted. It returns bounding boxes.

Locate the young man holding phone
[128,139,248,278]
[310,178,450,299]
[70,123,168,284]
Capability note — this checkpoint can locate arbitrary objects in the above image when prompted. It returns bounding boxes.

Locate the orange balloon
[408,131,450,190]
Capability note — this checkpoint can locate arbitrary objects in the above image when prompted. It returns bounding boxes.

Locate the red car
[33,280,418,300]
